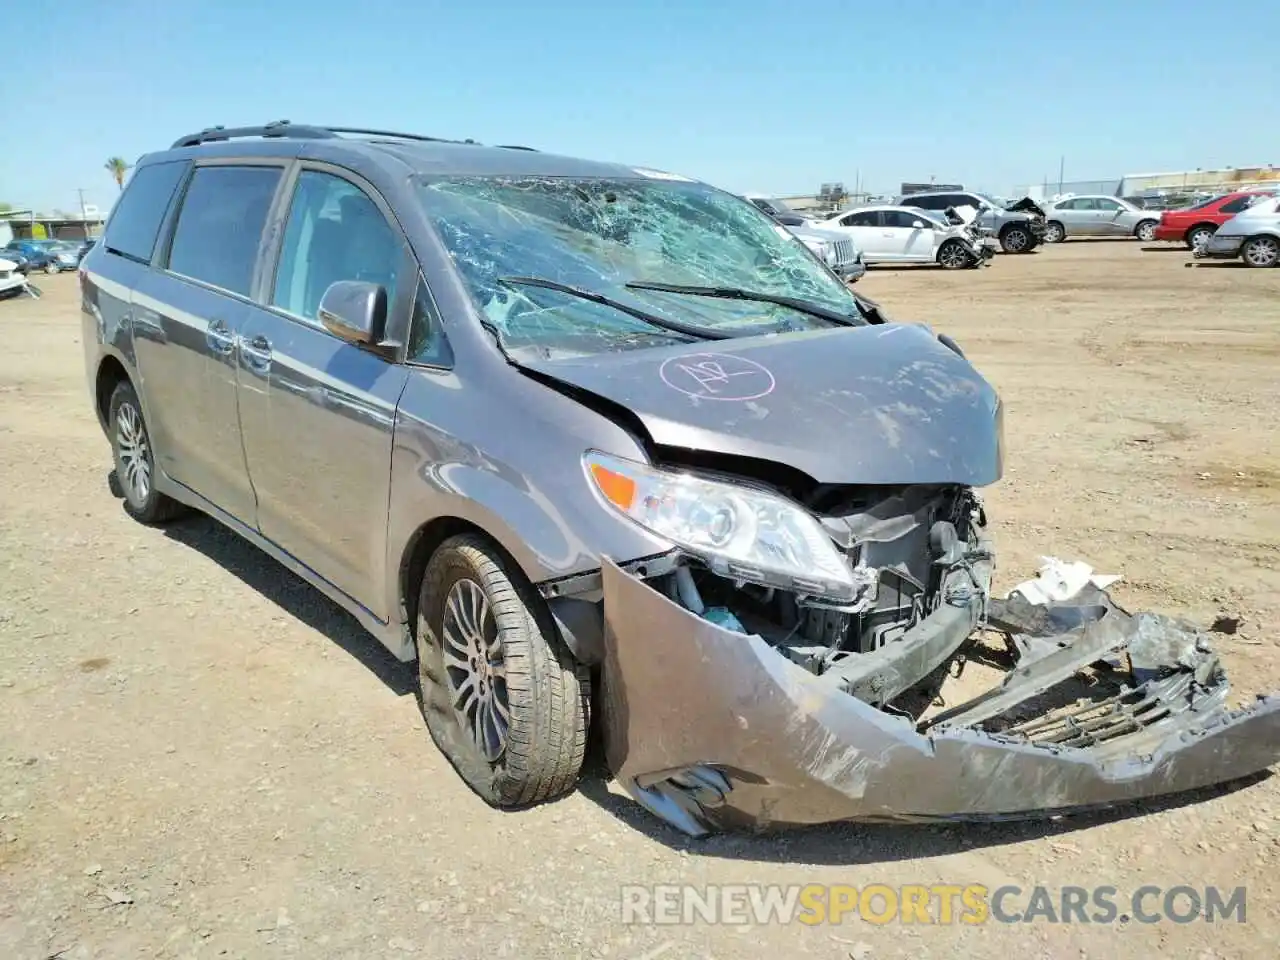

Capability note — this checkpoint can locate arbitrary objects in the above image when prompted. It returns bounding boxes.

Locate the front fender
[383,392,673,640]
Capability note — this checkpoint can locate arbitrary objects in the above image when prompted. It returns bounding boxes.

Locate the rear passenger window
[271,170,402,324]
[842,211,877,227]
[167,165,282,297]
[103,160,188,264]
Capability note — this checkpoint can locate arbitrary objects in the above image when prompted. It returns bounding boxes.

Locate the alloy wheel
[1003,229,1029,252]
[1243,237,1279,268]
[938,243,970,269]
[1044,223,1065,243]
[116,401,151,502]
[441,578,510,762]
[1137,221,1157,242]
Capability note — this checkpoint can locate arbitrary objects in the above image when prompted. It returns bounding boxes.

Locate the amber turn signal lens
[590,462,637,511]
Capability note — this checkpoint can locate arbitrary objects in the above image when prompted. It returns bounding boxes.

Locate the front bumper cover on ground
[599,559,1280,836]
[1195,235,1245,259]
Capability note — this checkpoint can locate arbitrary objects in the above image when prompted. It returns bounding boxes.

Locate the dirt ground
[2,241,1279,959]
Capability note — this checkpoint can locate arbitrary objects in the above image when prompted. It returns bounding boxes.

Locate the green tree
[104,157,132,190]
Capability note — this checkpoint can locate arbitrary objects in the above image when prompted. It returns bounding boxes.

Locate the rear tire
[1043,221,1066,243]
[1186,224,1216,251]
[108,381,186,524]
[416,535,589,808]
[1135,220,1158,242]
[1242,235,1279,268]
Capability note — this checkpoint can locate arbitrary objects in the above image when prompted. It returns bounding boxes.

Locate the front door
[237,167,414,617]
[131,162,284,524]
[1094,197,1127,235]
[883,210,936,261]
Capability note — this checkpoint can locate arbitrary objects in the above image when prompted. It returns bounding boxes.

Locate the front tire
[1135,220,1158,242]
[937,240,974,269]
[1043,221,1066,243]
[416,535,589,808]
[108,381,185,524]
[1000,225,1032,253]
[45,261,59,274]
[1242,236,1279,268]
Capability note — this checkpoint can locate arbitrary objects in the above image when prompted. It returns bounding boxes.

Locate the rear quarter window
[102,160,189,264]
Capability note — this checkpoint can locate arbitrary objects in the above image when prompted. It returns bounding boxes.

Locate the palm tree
[105,157,132,191]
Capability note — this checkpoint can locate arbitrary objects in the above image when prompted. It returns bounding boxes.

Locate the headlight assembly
[584,451,858,601]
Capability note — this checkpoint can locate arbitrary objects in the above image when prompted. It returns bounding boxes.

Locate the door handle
[239,334,272,371]
[207,318,236,356]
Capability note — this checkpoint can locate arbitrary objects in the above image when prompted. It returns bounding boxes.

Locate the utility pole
[1057,156,1065,194]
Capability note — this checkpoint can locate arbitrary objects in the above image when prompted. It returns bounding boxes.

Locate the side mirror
[318,280,387,345]
[911,220,926,229]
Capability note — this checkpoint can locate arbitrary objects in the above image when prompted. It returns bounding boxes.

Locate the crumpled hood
[522,323,1003,486]
[1006,196,1046,218]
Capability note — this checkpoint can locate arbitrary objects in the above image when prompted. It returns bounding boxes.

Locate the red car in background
[1153,191,1274,249]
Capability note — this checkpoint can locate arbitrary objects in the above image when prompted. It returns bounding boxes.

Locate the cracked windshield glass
[416,175,861,356]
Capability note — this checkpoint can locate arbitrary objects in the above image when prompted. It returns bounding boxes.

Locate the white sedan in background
[817,205,995,268]
[0,257,34,298]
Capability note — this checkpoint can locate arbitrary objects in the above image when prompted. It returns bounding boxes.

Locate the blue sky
[3,0,1276,213]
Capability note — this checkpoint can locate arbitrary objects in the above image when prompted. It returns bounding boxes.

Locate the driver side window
[272,170,402,324]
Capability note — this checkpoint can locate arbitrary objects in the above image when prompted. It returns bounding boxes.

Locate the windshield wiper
[624,281,869,327]
[497,276,746,341]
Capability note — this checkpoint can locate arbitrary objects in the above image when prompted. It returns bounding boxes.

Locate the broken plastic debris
[701,607,746,633]
[1008,556,1121,606]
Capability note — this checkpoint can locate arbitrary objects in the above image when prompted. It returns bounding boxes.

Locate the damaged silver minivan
[82,124,1280,837]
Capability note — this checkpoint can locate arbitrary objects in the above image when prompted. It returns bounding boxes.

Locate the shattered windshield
[415,175,860,356]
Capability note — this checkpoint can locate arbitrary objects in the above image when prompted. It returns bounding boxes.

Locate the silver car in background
[1041,195,1162,243]
[1196,194,1280,267]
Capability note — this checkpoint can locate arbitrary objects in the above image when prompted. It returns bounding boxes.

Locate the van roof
[144,121,657,181]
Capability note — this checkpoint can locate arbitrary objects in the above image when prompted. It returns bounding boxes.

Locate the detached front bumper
[1196,234,1245,259]
[976,238,999,262]
[599,559,1280,836]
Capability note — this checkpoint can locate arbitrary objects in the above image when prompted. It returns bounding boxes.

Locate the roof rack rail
[170,121,540,152]
[170,120,338,149]
[324,126,472,145]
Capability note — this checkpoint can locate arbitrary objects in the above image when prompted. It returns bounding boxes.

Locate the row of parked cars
[0,237,96,299]
[750,185,1280,273]
[1035,188,1280,266]
[747,189,1043,274]
[2,237,96,274]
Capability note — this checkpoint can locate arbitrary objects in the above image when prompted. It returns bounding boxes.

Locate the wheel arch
[94,353,132,433]
[398,516,539,650]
